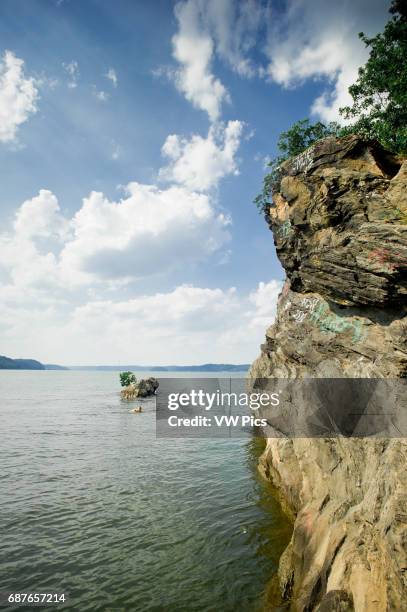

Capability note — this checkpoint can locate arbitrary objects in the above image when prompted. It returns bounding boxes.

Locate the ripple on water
[0,372,291,611]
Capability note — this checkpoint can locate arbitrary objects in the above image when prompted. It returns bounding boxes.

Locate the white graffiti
[300,297,319,312]
[291,147,314,174]
[291,297,319,324]
[292,310,307,323]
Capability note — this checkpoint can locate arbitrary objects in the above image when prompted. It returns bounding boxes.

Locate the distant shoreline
[68,364,250,372]
[0,356,249,372]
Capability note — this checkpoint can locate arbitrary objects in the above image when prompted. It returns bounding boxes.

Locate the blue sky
[0,0,390,364]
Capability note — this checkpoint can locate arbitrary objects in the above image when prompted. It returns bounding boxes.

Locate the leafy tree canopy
[120,371,137,387]
[254,120,340,212]
[255,1,406,213]
[340,0,407,153]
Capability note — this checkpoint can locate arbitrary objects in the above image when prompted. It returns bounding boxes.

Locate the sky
[0,0,391,365]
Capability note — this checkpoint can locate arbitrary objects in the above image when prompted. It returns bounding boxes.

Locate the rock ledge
[250,136,407,611]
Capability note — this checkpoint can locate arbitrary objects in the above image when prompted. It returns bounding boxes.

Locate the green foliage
[255,1,406,214]
[273,119,341,159]
[119,371,136,387]
[339,0,407,153]
[254,120,341,213]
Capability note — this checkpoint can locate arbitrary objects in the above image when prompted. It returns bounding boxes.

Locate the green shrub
[119,371,136,387]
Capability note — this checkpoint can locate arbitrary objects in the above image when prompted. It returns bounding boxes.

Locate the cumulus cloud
[0,190,68,289]
[264,0,390,122]
[13,189,68,239]
[60,183,231,282]
[0,50,39,143]
[0,182,231,289]
[0,188,281,363]
[160,120,243,191]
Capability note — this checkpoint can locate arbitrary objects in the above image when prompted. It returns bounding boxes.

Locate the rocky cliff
[249,135,407,611]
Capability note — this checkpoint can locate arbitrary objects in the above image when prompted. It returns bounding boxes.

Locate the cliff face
[249,136,407,611]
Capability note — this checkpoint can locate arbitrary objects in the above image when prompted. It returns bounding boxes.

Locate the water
[0,371,291,612]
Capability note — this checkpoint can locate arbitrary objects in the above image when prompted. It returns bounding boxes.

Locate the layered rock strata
[250,136,407,611]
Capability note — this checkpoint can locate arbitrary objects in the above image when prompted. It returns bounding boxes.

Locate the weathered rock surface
[249,136,407,611]
[120,377,159,399]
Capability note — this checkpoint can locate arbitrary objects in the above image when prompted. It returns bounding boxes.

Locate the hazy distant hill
[0,356,68,370]
[69,364,250,372]
[0,355,45,370]
[0,357,248,372]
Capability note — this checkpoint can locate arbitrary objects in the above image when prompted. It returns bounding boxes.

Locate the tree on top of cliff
[255,0,406,213]
[254,120,340,211]
[339,0,407,154]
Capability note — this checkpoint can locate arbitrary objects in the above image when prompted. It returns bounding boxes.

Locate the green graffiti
[275,220,293,239]
[308,302,366,344]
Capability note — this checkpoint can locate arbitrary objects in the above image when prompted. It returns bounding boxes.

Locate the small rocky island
[120,372,159,400]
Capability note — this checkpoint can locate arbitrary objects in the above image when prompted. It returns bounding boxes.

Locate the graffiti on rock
[290,296,367,344]
[290,147,314,174]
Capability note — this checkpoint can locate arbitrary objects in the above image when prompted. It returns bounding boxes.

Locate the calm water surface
[0,372,291,612]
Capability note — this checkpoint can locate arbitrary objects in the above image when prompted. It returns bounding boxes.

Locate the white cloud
[0,50,39,143]
[0,182,231,289]
[65,284,243,363]
[105,68,118,87]
[72,285,239,335]
[311,62,361,123]
[63,60,79,89]
[0,190,69,289]
[248,280,282,328]
[169,0,389,123]
[93,88,109,102]
[14,189,68,239]
[60,183,231,283]
[172,0,230,121]
[0,186,281,363]
[0,280,282,364]
[267,33,363,123]
[160,120,243,191]
[1,235,57,289]
[264,0,389,122]
[204,0,267,78]
[170,0,267,119]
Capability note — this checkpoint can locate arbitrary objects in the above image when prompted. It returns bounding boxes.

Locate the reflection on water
[0,372,291,612]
